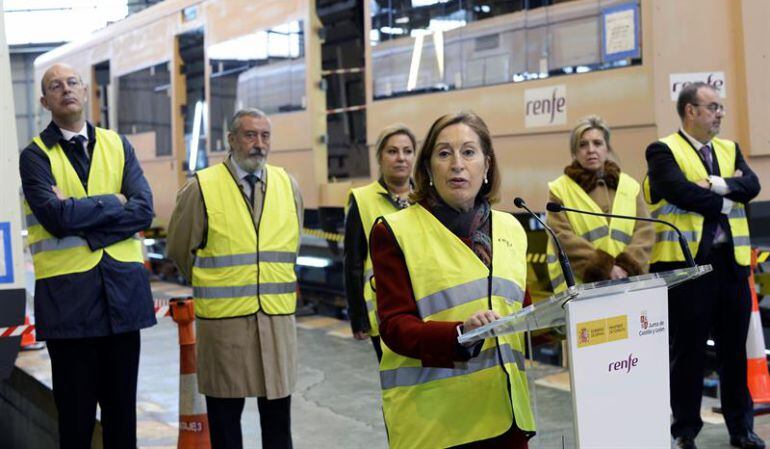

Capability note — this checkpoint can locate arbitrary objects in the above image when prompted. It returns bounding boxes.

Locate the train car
[32,0,770,317]
[33,0,770,219]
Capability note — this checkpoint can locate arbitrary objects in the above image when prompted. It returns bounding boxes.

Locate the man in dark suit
[645,82,763,449]
[20,63,156,448]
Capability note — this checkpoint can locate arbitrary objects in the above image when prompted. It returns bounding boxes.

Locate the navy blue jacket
[645,131,760,276]
[19,122,157,339]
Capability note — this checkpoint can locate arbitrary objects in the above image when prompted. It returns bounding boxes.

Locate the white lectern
[459,266,712,449]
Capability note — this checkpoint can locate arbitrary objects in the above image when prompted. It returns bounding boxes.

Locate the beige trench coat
[166,157,303,399]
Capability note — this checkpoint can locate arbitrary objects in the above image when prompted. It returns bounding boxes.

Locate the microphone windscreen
[513,197,526,208]
[546,202,563,213]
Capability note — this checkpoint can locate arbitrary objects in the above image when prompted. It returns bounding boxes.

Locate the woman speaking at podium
[370,112,535,449]
[545,115,654,292]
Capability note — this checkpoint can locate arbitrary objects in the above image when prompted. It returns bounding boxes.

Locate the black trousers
[205,395,293,449]
[371,335,383,362]
[667,246,753,439]
[46,331,141,449]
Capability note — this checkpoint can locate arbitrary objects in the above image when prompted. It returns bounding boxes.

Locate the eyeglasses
[46,78,83,94]
[691,102,725,113]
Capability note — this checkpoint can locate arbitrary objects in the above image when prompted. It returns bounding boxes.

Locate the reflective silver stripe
[194,251,296,268]
[546,254,558,264]
[366,298,376,313]
[651,203,687,218]
[729,208,747,219]
[733,236,751,247]
[364,268,374,282]
[29,236,89,255]
[25,213,39,227]
[610,229,632,244]
[193,281,296,299]
[380,344,525,390]
[582,226,608,241]
[656,230,698,242]
[416,277,523,318]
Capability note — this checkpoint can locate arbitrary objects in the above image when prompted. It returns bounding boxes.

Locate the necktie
[699,144,714,174]
[70,135,88,159]
[244,174,258,206]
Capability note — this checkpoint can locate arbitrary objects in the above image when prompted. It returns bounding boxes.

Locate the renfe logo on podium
[609,353,639,374]
[567,285,671,448]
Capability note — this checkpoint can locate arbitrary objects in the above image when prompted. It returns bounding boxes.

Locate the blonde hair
[570,115,612,157]
[374,123,417,165]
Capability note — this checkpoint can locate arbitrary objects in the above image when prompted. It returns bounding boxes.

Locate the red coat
[370,208,531,449]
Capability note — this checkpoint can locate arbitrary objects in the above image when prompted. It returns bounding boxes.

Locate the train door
[91,61,110,128]
[317,0,369,180]
[176,28,207,172]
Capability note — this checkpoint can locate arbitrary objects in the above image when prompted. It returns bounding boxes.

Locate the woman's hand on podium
[463,310,501,333]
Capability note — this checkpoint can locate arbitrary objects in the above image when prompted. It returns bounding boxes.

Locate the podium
[459,266,712,449]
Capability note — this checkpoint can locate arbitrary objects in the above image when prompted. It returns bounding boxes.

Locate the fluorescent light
[188,100,203,172]
[395,16,410,24]
[407,33,425,91]
[433,30,444,79]
[296,256,332,268]
[380,26,405,35]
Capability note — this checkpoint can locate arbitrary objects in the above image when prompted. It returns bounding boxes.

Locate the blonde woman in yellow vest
[344,124,416,361]
[546,115,654,293]
[20,63,155,448]
[370,112,534,449]
[645,83,762,449]
[167,108,302,449]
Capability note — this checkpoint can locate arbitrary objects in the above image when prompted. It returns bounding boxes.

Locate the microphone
[514,197,576,289]
[546,202,695,267]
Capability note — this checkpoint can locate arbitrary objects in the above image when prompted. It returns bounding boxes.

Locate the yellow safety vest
[24,128,144,280]
[192,163,299,318]
[349,181,401,337]
[643,133,750,266]
[546,173,639,292]
[379,205,535,449]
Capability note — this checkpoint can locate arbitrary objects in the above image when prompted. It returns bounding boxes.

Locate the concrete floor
[14,300,770,448]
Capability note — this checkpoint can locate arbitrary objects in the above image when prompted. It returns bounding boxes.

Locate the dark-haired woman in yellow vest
[344,124,416,361]
[371,112,534,449]
[546,115,654,292]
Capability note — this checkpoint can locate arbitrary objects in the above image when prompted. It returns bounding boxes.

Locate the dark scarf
[426,196,492,268]
[564,159,621,192]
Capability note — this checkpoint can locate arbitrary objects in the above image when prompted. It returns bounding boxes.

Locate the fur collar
[564,160,621,192]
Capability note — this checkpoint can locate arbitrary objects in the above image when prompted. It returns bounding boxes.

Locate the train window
[208,20,306,153]
[116,62,172,157]
[370,0,641,99]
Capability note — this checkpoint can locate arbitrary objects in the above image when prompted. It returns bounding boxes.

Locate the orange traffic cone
[746,249,770,403]
[20,315,44,350]
[170,297,211,449]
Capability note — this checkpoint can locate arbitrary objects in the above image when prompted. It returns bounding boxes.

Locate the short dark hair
[676,82,715,119]
[411,111,500,205]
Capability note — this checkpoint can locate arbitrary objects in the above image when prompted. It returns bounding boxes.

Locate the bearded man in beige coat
[167,108,302,449]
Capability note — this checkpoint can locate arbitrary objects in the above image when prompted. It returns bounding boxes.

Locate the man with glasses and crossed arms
[19,63,156,448]
[644,82,763,449]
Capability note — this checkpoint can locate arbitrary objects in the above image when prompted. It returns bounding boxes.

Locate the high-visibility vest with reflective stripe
[25,128,144,280]
[379,205,535,449]
[546,173,639,292]
[642,133,750,266]
[349,181,400,337]
[192,163,299,318]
